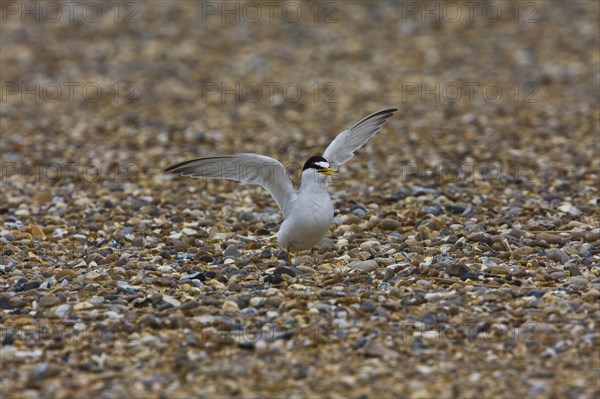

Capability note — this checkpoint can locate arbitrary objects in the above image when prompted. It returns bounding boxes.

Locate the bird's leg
[286,247,293,265]
[310,247,318,265]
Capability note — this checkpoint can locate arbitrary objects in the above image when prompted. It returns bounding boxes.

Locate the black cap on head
[302,155,329,171]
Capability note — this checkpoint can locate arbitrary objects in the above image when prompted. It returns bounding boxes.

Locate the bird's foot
[310,248,319,266]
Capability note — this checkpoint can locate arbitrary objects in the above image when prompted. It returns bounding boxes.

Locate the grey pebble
[351,206,367,218]
[379,218,401,231]
[0,296,12,309]
[54,304,71,318]
[348,260,378,272]
[447,263,469,277]
[359,299,377,312]
[546,248,569,264]
[38,295,60,308]
[29,363,61,381]
[223,244,240,259]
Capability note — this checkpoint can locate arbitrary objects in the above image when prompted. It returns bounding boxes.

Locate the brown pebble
[344,214,362,225]
[447,263,469,277]
[536,232,564,245]
[583,232,599,242]
[379,218,401,231]
[38,295,60,308]
[174,241,189,251]
[31,224,46,239]
[55,269,78,279]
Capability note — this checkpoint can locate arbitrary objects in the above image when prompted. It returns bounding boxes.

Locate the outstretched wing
[322,108,397,168]
[165,153,297,218]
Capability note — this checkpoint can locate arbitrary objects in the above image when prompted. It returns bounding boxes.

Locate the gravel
[1,2,599,399]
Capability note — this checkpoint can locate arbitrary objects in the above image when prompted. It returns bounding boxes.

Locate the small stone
[317,237,336,251]
[565,277,588,288]
[583,232,599,242]
[558,203,582,216]
[228,283,242,292]
[37,295,60,308]
[10,297,27,308]
[418,205,439,216]
[54,304,71,318]
[182,228,198,236]
[447,263,469,277]
[359,299,377,312]
[31,224,46,239]
[162,295,181,307]
[348,260,378,272]
[89,296,105,305]
[222,300,239,312]
[360,240,381,250]
[274,266,297,276]
[344,214,362,225]
[295,265,316,274]
[546,248,569,264]
[3,334,14,345]
[172,239,187,250]
[549,271,565,280]
[265,274,284,284]
[379,218,401,231]
[416,279,432,288]
[582,289,600,302]
[179,301,200,311]
[55,269,78,279]
[16,281,41,291]
[73,301,93,310]
[158,265,174,273]
[29,363,61,380]
[223,244,240,259]
[351,207,367,218]
[249,297,267,308]
[15,208,30,216]
[415,330,440,341]
[0,296,12,310]
[419,219,438,230]
[259,249,273,259]
[363,343,399,358]
[536,232,564,245]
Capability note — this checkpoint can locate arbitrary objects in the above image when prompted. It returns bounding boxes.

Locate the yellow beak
[319,167,337,177]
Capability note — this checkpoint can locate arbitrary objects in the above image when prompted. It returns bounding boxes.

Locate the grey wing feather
[322,108,397,168]
[165,153,297,218]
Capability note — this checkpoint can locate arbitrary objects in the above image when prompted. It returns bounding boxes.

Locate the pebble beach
[1,1,599,398]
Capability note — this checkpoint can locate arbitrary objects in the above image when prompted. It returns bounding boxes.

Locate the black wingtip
[164,159,193,173]
[348,107,398,130]
[164,164,179,173]
[380,107,398,115]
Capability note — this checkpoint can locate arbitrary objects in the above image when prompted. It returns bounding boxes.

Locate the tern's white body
[275,169,334,251]
[165,108,397,254]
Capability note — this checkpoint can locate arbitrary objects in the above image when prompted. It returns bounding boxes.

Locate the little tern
[165,107,397,259]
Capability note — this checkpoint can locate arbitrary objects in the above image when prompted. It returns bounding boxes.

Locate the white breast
[275,171,334,251]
